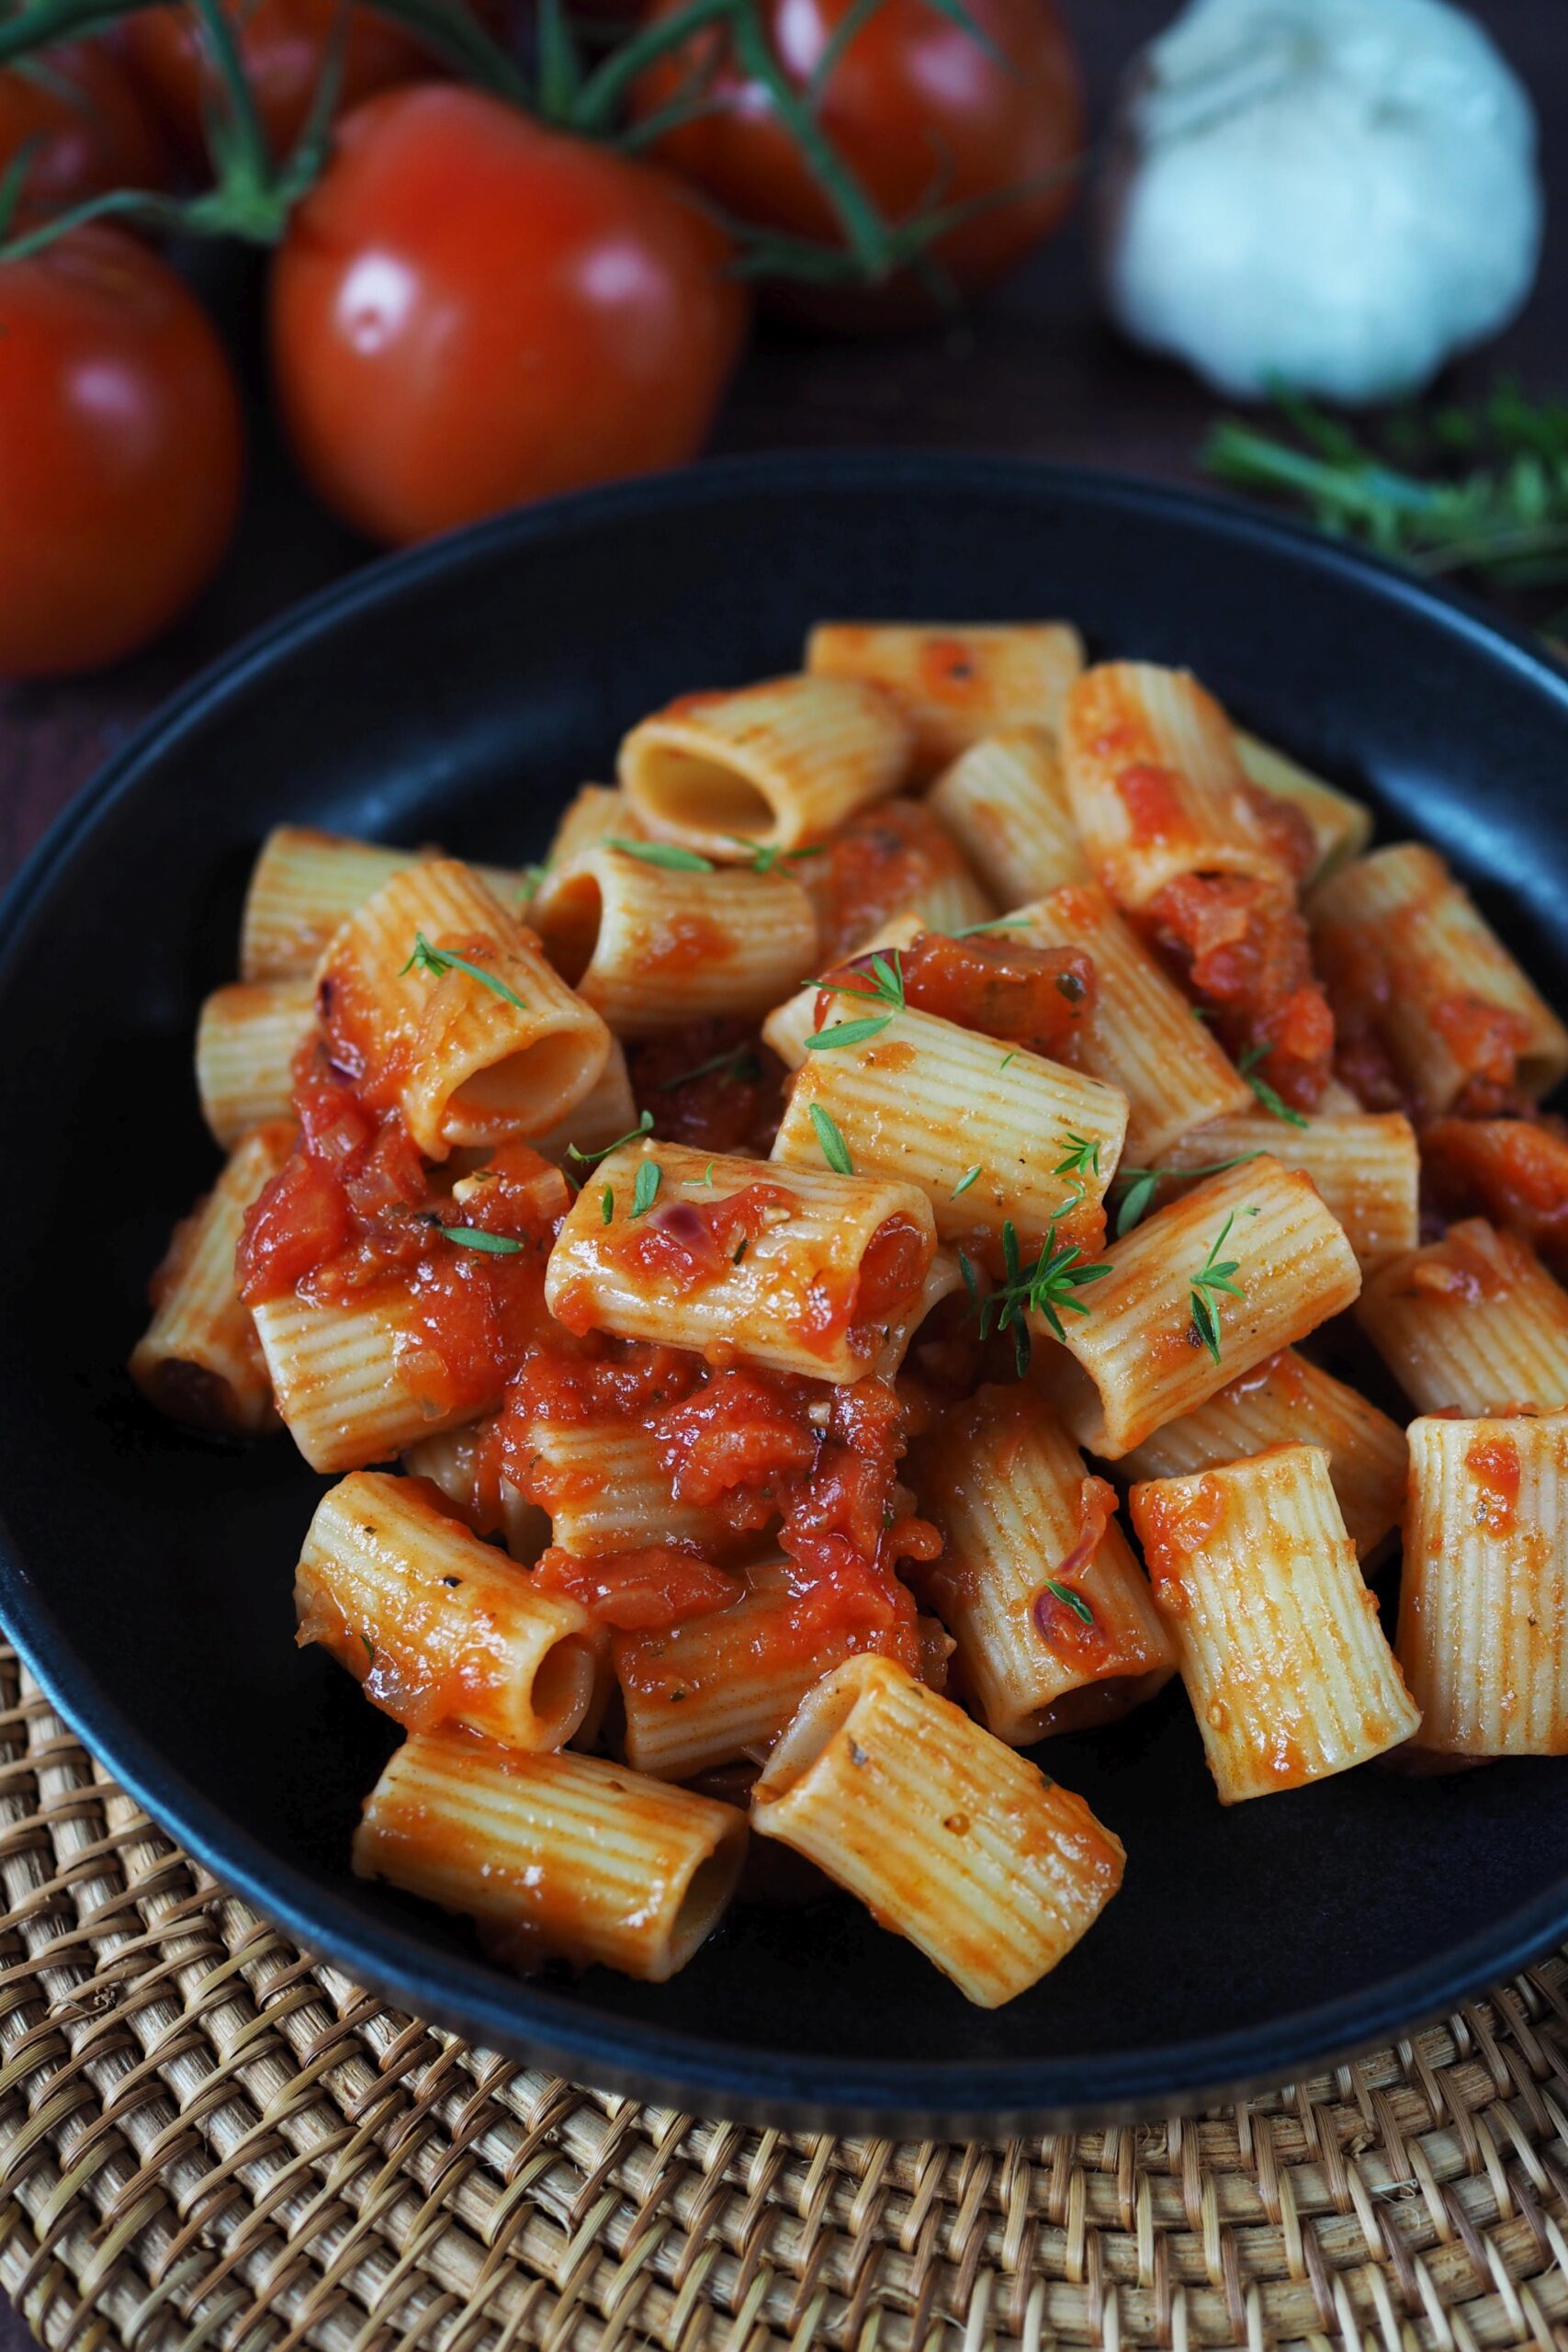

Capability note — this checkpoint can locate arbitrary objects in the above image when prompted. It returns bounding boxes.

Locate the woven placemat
[1,1646,1565,2352]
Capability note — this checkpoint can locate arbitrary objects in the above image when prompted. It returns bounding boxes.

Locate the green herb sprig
[1112,1152,1265,1238]
[437,1225,525,1255]
[607,839,714,873]
[631,1160,661,1217]
[980,1204,1112,1373]
[810,1103,854,1175]
[1238,1045,1310,1130]
[400,932,529,1013]
[1189,1211,1249,1366]
[567,1111,654,1169]
[804,947,907,1052]
[1042,1578,1096,1628]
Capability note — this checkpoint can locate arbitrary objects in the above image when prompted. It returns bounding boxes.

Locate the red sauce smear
[1116,762,1189,846]
[1464,1433,1520,1537]
[812,930,1097,1068]
[1423,1114,1568,1271]
[1032,1476,1118,1667]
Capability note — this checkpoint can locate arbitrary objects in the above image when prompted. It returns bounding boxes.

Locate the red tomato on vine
[269,85,749,546]
[0,228,243,676]
[631,0,1085,322]
[0,40,167,220]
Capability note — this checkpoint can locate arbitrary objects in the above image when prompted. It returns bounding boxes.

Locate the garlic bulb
[1099,0,1542,405]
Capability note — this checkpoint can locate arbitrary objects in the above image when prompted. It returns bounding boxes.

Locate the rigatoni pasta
[355,1732,747,1979]
[619,675,911,855]
[1118,1351,1407,1565]
[130,1121,295,1433]
[806,622,1084,775]
[926,729,1090,907]
[138,616,1568,2009]
[1032,1156,1362,1458]
[1397,1414,1568,1758]
[770,1002,1126,1265]
[1356,1218,1568,1414]
[1131,1445,1419,1803]
[540,844,817,1033]
[296,1473,600,1748]
[1311,843,1568,1113]
[316,857,612,1156]
[196,978,316,1148]
[916,1385,1174,1745]
[751,1656,1123,2006]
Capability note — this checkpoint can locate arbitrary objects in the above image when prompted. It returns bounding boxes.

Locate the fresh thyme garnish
[1189,1211,1248,1366]
[952,1165,982,1199]
[946,916,1032,939]
[732,838,826,873]
[805,948,907,1050]
[696,1160,716,1189]
[1238,1044,1310,1128]
[1043,1578,1096,1628]
[657,1042,763,1089]
[1202,384,1568,602]
[400,932,529,1013]
[438,1226,525,1254]
[979,1206,1112,1371]
[804,1015,896,1052]
[606,839,715,872]
[1055,1135,1101,1182]
[998,1049,1019,1070]
[567,1111,654,1167]
[600,1185,614,1225]
[1112,1152,1265,1238]
[809,1102,854,1176]
[631,1160,661,1217]
[359,1631,376,1667]
[957,1249,979,1304]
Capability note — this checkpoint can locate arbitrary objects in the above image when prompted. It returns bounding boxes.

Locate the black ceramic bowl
[4,453,1567,2133]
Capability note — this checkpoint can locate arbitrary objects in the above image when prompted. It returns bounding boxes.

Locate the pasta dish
[130,626,1568,2007]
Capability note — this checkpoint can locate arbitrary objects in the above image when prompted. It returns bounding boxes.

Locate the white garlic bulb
[1099,0,1543,405]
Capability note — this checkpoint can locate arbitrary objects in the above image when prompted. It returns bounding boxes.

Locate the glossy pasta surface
[130,625,1568,2012]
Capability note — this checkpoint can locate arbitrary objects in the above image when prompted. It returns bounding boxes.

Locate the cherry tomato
[0,229,243,676]
[632,0,1084,322]
[269,85,748,546]
[124,0,436,160]
[0,40,167,220]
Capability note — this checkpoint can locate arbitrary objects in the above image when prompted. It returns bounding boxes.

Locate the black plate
[4,453,1568,2134]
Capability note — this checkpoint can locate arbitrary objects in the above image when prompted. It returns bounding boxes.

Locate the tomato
[0,229,243,676]
[631,0,1084,322]
[269,86,748,545]
[124,0,434,161]
[0,40,167,220]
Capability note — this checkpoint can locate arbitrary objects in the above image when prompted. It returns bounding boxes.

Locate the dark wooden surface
[0,0,1564,2341]
[6,0,1567,896]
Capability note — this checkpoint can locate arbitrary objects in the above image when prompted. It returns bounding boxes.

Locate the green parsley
[809,1102,854,1176]
[400,932,529,1014]
[1189,1211,1248,1366]
[1043,1579,1096,1628]
[438,1226,525,1255]
[631,1160,662,1218]
[952,1166,982,1199]
[607,839,714,872]
[1112,1152,1265,1238]
[567,1111,654,1168]
[1238,1044,1310,1129]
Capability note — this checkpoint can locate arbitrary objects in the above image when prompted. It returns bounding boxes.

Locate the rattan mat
[2,1645,1567,2352]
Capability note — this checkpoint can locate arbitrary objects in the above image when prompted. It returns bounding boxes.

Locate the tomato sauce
[800,800,981,966]
[531,1544,740,1632]
[897,930,1095,1062]
[1116,762,1189,846]
[626,1018,784,1156]
[1031,1476,1119,1669]
[1423,1114,1568,1269]
[1463,1433,1520,1537]
[240,1046,564,1421]
[1141,874,1333,1107]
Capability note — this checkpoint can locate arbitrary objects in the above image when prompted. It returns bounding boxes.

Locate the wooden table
[0,0,1562,2342]
[6,0,1566,895]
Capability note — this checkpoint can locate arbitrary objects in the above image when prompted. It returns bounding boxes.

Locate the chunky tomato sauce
[800,800,981,966]
[812,928,1097,1069]
[1423,1114,1568,1269]
[626,1018,784,1156]
[1141,874,1333,1107]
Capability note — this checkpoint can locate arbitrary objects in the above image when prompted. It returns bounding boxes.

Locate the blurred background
[1,0,1562,886]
